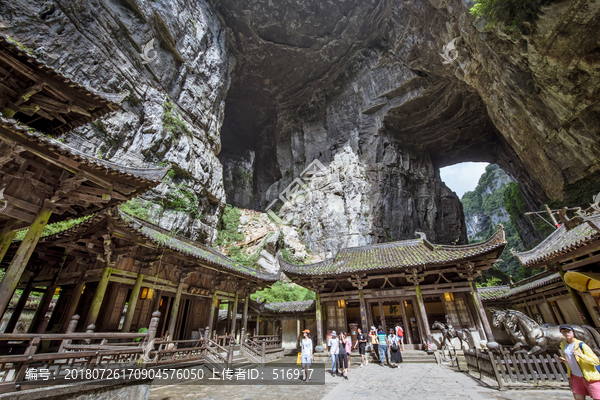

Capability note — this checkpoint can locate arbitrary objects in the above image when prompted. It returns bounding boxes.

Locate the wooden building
[500,212,600,329]
[280,227,507,349]
[1,208,279,343]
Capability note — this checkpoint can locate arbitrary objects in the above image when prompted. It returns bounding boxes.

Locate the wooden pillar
[0,208,52,316]
[557,264,594,324]
[230,292,239,338]
[400,299,412,344]
[29,284,58,333]
[207,291,218,336]
[226,300,232,335]
[242,293,249,333]
[468,280,495,342]
[378,301,386,332]
[122,273,144,333]
[415,285,431,342]
[167,279,184,340]
[257,312,261,335]
[0,220,16,265]
[359,290,368,331]
[85,267,112,327]
[4,277,33,333]
[315,293,323,347]
[60,275,86,333]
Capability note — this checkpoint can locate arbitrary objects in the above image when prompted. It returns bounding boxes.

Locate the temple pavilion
[279,226,507,349]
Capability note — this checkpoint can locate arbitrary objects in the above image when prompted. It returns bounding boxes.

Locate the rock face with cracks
[218,0,600,255]
[0,0,233,243]
[2,0,599,252]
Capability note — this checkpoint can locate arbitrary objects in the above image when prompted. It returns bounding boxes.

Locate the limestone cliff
[0,0,233,242]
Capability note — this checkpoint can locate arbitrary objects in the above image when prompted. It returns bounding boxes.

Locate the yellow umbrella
[564,271,600,292]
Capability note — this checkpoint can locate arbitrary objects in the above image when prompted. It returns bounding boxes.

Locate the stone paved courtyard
[149,358,574,400]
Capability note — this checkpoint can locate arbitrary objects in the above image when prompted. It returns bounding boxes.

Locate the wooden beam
[0,208,51,316]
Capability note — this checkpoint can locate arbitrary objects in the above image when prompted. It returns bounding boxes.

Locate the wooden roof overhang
[513,214,600,271]
[0,35,121,136]
[1,208,279,291]
[280,226,507,293]
[0,118,168,228]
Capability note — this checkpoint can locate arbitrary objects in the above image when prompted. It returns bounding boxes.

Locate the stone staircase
[299,349,437,364]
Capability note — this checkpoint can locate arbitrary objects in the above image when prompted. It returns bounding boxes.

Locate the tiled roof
[280,226,506,276]
[264,300,316,313]
[513,215,600,267]
[218,309,242,321]
[479,272,562,301]
[0,117,168,183]
[0,35,121,135]
[120,210,279,283]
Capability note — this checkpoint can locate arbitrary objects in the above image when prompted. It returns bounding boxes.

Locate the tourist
[369,326,379,362]
[345,331,352,372]
[388,328,402,367]
[557,324,600,400]
[354,327,368,367]
[377,325,389,366]
[338,332,349,380]
[396,322,406,351]
[328,331,340,376]
[300,329,313,383]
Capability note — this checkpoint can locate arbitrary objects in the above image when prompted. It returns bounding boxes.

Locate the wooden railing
[0,311,207,393]
[249,335,281,350]
[240,335,264,365]
[464,348,570,389]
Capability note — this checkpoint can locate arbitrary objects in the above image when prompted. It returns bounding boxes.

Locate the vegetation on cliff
[251,281,315,303]
[461,164,542,282]
[470,0,561,32]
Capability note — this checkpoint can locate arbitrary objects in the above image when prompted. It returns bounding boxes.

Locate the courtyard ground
[149,355,574,400]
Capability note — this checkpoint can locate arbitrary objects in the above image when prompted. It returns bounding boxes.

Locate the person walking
[377,325,389,366]
[369,326,379,362]
[395,323,406,351]
[345,331,352,372]
[338,332,350,380]
[557,324,600,400]
[300,329,313,383]
[354,327,368,367]
[388,328,403,367]
[328,331,340,376]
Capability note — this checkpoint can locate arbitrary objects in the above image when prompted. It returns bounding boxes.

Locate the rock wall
[0,0,233,243]
[217,0,600,254]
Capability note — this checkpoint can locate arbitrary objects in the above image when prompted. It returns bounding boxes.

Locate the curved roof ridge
[119,209,279,282]
[436,224,506,251]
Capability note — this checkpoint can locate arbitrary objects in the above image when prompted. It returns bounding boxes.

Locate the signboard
[188,287,211,296]
[370,288,406,298]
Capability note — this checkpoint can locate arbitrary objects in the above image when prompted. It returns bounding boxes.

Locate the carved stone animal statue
[432,320,470,350]
[495,309,600,356]
[491,309,529,352]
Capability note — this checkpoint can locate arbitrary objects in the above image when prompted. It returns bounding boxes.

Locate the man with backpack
[395,323,405,351]
[557,324,600,399]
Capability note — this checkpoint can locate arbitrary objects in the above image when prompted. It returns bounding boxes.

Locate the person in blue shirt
[377,326,389,366]
[328,331,340,376]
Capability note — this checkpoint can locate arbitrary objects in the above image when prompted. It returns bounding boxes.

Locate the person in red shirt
[395,323,406,351]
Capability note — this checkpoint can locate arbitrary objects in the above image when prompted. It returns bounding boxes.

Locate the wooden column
[230,292,239,338]
[0,208,52,316]
[60,275,86,333]
[0,220,16,265]
[207,291,218,336]
[315,293,323,347]
[4,277,33,333]
[242,293,249,333]
[415,285,432,342]
[468,280,495,342]
[400,299,412,344]
[85,267,112,327]
[29,284,58,333]
[378,301,386,332]
[122,273,144,333]
[167,279,184,340]
[557,264,594,324]
[358,290,368,331]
